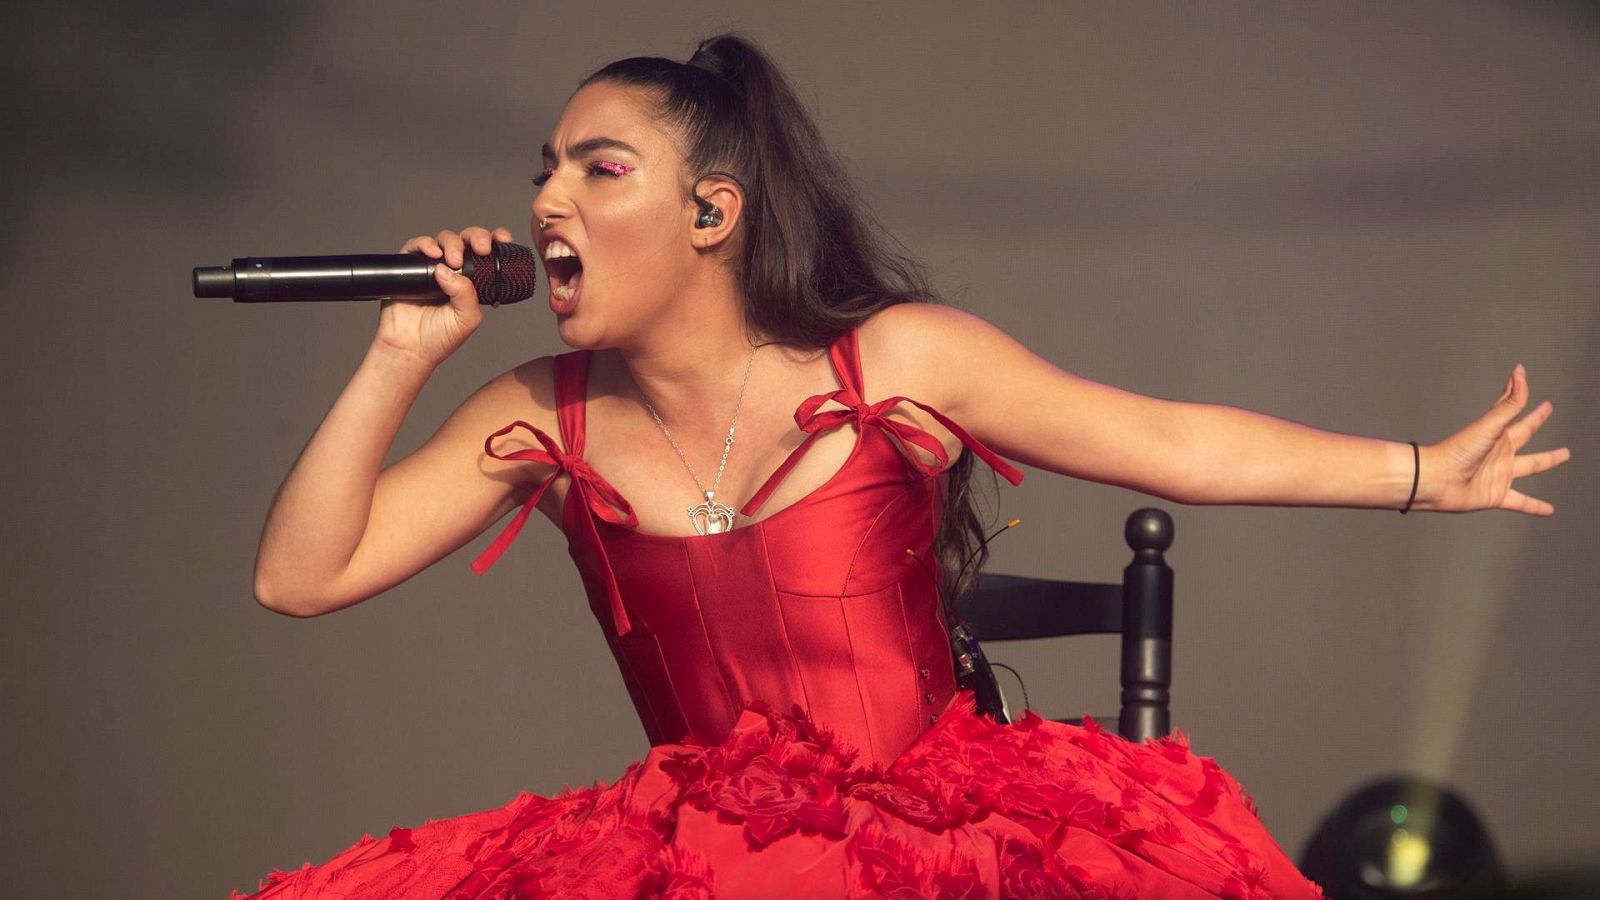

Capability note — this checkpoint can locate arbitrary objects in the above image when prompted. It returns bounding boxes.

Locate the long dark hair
[583,33,1000,622]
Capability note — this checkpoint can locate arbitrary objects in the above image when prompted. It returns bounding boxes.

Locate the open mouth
[547,255,583,302]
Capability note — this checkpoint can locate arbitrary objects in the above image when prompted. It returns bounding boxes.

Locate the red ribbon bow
[741,387,1024,517]
[470,420,640,635]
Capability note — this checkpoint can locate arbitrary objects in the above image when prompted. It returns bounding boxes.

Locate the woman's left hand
[1423,364,1571,515]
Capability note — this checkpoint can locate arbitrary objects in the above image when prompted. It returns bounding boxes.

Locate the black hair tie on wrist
[1400,440,1419,514]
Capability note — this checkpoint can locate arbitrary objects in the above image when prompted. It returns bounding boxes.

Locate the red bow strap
[891,396,1025,486]
[739,389,858,516]
[468,421,641,635]
[740,389,1024,517]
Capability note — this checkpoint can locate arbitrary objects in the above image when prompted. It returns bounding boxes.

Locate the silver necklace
[641,343,760,535]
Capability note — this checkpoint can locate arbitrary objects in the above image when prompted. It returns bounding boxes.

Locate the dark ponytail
[582,34,1000,623]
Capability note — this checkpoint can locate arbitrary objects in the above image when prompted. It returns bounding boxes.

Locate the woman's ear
[689,173,744,250]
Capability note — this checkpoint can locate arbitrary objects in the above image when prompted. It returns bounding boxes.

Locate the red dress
[233,325,1325,899]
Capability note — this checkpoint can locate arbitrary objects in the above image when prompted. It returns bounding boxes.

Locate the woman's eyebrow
[540,137,641,160]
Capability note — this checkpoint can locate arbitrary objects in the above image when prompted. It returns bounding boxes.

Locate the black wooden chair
[956,507,1175,743]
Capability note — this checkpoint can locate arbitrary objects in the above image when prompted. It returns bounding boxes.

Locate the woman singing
[238,33,1568,899]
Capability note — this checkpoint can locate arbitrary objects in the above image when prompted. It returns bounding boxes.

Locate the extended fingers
[1508,398,1554,449]
[1505,363,1525,401]
[1504,439,1569,516]
[1513,445,1572,480]
[1501,486,1556,517]
[1477,364,1528,437]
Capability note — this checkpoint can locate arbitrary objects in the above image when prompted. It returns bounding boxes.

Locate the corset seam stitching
[838,488,909,597]
[645,631,691,741]
[604,618,663,744]
[836,593,878,766]
[758,525,812,714]
[681,540,739,716]
[835,490,910,767]
[893,577,924,748]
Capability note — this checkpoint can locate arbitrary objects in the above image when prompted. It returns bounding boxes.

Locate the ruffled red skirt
[231,691,1324,899]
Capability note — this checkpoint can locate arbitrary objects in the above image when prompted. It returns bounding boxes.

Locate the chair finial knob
[1125,507,1174,553]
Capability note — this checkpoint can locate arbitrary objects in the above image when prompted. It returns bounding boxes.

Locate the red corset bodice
[468,324,1024,765]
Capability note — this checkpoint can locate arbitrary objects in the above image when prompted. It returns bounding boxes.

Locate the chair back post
[1118,508,1175,742]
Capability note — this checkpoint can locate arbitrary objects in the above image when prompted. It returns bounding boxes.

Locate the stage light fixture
[1299,775,1504,898]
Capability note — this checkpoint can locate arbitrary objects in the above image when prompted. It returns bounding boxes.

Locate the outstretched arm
[895,304,1571,516]
[1169,366,1568,514]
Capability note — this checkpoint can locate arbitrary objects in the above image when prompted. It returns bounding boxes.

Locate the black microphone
[192,241,538,307]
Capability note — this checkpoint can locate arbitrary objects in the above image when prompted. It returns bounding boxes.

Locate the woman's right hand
[374,226,517,369]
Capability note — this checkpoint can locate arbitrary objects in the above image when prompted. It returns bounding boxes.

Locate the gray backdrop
[3,2,1595,897]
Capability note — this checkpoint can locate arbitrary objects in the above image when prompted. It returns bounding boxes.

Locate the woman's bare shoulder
[856,301,997,410]
[498,353,559,410]
[455,354,564,459]
[860,299,987,333]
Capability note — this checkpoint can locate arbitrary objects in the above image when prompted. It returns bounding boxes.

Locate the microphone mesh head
[468,242,538,307]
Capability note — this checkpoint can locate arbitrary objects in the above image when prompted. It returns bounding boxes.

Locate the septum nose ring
[538,217,549,229]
